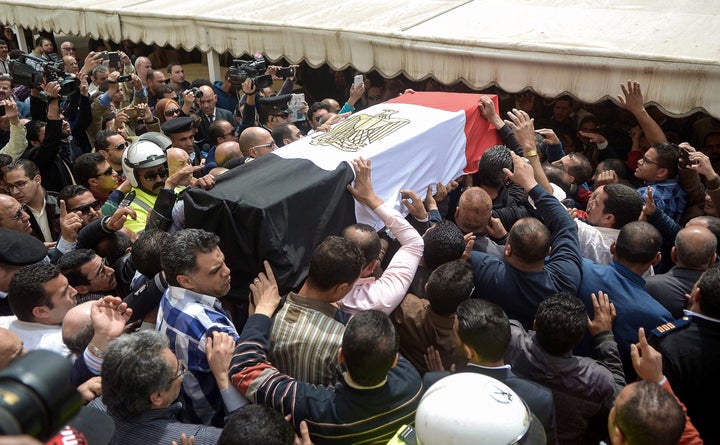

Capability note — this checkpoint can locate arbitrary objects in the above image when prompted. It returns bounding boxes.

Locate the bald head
[61,301,95,357]
[215,141,242,167]
[321,98,341,113]
[0,327,24,370]
[239,127,274,158]
[166,147,191,177]
[455,187,492,233]
[674,226,717,269]
[507,217,550,266]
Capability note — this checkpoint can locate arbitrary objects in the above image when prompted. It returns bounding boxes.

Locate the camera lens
[0,350,82,440]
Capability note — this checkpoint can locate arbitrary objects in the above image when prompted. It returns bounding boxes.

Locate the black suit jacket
[424,364,558,445]
[194,107,236,146]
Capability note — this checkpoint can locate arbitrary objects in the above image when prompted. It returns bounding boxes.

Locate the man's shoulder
[160,289,235,336]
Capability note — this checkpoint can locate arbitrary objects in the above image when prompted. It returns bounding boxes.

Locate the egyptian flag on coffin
[183,92,501,302]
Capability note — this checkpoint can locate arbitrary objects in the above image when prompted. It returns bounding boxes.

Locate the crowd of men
[0,33,718,445]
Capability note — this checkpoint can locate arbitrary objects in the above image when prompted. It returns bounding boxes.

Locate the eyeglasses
[70,200,102,215]
[2,208,26,222]
[249,141,277,152]
[143,168,169,182]
[164,108,181,117]
[94,166,114,178]
[111,142,128,151]
[367,95,382,100]
[639,155,661,167]
[88,257,112,282]
[170,361,188,382]
[62,46,76,51]
[5,180,29,191]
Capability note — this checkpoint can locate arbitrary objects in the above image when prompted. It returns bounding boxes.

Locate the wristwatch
[525,150,538,157]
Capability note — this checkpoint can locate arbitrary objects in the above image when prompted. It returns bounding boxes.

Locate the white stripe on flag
[274,103,468,228]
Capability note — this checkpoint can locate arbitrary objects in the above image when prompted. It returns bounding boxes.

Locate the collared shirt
[156,285,239,427]
[0,316,70,357]
[339,203,424,315]
[270,292,349,386]
[684,309,720,324]
[579,259,672,380]
[90,401,222,445]
[28,195,52,242]
[638,177,687,223]
[575,219,619,265]
[230,314,424,445]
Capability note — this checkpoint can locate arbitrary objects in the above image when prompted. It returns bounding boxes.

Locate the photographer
[21,81,78,192]
[87,71,159,144]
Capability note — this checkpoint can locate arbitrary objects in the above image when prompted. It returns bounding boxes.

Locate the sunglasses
[95,166,114,177]
[143,168,169,182]
[164,108,181,117]
[70,200,102,215]
[111,142,129,151]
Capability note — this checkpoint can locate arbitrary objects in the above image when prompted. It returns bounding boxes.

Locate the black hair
[74,153,108,187]
[217,405,295,445]
[697,264,720,319]
[473,145,512,189]
[341,310,398,386]
[57,248,96,287]
[422,220,465,270]
[426,260,473,316]
[342,223,380,268]
[614,221,661,264]
[652,142,680,178]
[306,236,364,292]
[534,292,587,355]
[614,381,685,445]
[456,299,510,362]
[507,217,551,264]
[133,229,170,278]
[602,183,643,229]
[7,264,61,322]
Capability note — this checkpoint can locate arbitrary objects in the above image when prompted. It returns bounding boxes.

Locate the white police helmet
[137,131,172,150]
[121,139,167,187]
[415,373,531,445]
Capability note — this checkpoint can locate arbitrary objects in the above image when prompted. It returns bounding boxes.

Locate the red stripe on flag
[387,92,502,174]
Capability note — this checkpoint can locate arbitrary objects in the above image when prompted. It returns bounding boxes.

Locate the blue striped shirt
[157,286,238,427]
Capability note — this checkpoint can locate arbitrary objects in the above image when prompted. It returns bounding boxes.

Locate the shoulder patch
[651,317,691,338]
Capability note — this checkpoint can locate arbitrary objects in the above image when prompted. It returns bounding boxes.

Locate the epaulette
[651,316,691,338]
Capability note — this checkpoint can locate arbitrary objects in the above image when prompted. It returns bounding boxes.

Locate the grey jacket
[504,320,625,445]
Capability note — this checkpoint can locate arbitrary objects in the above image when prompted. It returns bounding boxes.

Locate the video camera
[8,53,81,99]
[228,55,273,91]
[0,350,82,440]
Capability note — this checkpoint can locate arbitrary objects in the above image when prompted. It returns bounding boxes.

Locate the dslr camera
[228,55,273,90]
[0,350,82,440]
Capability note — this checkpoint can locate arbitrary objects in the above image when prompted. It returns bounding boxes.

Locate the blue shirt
[469,185,582,329]
[578,259,672,379]
[637,177,687,223]
[156,286,239,427]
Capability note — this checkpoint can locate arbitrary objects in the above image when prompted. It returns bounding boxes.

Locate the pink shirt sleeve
[339,203,424,315]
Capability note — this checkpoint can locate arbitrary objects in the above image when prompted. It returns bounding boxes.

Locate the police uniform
[0,228,48,315]
[650,311,720,444]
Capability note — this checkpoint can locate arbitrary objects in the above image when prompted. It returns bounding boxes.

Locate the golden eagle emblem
[311,109,411,152]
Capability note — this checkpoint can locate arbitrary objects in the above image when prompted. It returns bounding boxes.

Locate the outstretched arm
[618,81,666,145]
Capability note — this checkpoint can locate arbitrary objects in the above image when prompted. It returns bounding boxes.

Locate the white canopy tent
[1,0,719,117]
